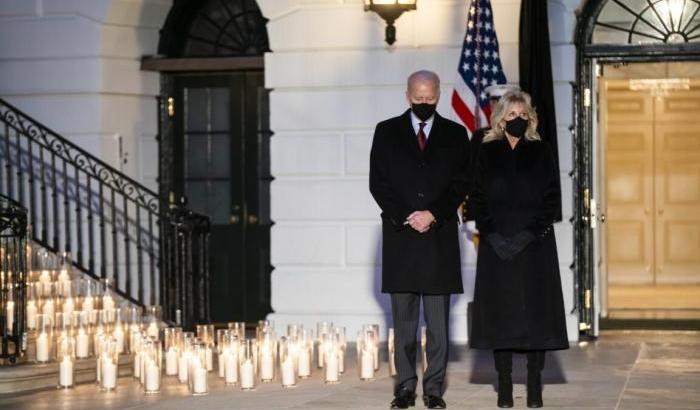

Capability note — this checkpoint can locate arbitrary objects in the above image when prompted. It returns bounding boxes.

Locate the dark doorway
[149,0,272,324]
[170,72,271,323]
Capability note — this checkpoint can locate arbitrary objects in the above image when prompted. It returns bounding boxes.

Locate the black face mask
[411,103,437,121]
[504,117,528,138]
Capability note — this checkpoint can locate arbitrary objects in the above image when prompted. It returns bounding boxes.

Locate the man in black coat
[369,70,471,409]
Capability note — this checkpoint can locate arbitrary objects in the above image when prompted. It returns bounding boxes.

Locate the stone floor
[0,330,698,410]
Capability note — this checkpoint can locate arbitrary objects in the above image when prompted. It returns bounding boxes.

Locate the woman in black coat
[470,90,568,408]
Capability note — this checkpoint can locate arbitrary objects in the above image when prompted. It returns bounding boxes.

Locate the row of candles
[50,320,414,395]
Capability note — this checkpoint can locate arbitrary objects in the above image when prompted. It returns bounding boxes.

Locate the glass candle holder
[144,305,161,340]
[143,338,161,394]
[239,339,257,391]
[196,324,215,371]
[178,332,195,384]
[57,336,75,389]
[316,322,332,368]
[227,322,246,340]
[56,268,72,298]
[164,327,182,377]
[188,340,208,396]
[216,328,227,378]
[222,332,239,385]
[323,334,340,384]
[388,328,397,377]
[258,331,276,382]
[41,297,56,320]
[100,338,119,392]
[335,327,347,374]
[38,269,54,298]
[54,325,74,361]
[112,317,125,354]
[26,286,38,331]
[358,330,375,381]
[74,319,90,359]
[297,328,313,379]
[35,313,53,363]
[279,337,296,388]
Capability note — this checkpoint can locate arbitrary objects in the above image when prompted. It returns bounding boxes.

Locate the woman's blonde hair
[484,90,541,142]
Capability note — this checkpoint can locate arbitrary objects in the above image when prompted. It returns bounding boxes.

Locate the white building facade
[0,0,584,342]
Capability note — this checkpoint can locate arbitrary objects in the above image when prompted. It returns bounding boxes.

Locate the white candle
[82,296,94,314]
[325,351,339,383]
[102,295,114,311]
[146,322,159,339]
[373,344,379,370]
[224,350,238,384]
[59,356,74,387]
[101,357,117,390]
[240,359,255,389]
[205,346,213,371]
[113,326,124,354]
[260,349,274,381]
[338,349,345,374]
[42,300,54,318]
[36,332,49,362]
[317,343,325,368]
[62,298,74,315]
[389,349,397,376]
[360,348,374,380]
[40,270,52,295]
[192,363,207,394]
[298,348,311,378]
[165,347,178,376]
[26,301,37,330]
[145,359,160,392]
[76,330,89,358]
[178,352,190,383]
[5,301,14,333]
[133,351,141,378]
[140,352,146,385]
[281,357,296,387]
[218,351,225,378]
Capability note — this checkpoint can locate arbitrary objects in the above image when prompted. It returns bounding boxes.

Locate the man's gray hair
[407,70,440,91]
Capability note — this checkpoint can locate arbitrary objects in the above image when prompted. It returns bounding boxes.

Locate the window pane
[210,88,230,131]
[185,88,208,132]
[186,135,208,179]
[185,181,208,216]
[207,181,231,225]
[210,134,231,178]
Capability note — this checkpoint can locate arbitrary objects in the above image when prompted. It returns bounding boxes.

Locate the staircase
[0,97,211,363]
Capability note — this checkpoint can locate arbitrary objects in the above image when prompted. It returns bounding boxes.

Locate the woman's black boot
[494,350,513,408]
[526,351,545,408]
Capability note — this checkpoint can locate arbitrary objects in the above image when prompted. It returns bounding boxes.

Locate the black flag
[519,0,562,222]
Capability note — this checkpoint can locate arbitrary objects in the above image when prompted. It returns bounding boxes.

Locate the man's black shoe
[390,390,416,409]
[423,395,446,409]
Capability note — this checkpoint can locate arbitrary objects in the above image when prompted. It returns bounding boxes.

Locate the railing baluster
[51,152,59,250]
[62,159,70,253]
[14,131,24,205]
[136,205,144,304]
[75,167,83,266]
[149,211,156,306]
[39,147,47,244]
[111,188,118,291]
[87,175,95,275]
[99,183,106,279]
[4,123,12,200]
[123,194,131,300]
[28,139,36,234]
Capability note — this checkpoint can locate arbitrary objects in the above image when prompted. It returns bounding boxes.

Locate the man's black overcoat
[470,137,569,350]
[369,110,470,295]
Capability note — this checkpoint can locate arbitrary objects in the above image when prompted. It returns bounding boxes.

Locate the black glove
[486,233,515,261]
[508,230,536,256]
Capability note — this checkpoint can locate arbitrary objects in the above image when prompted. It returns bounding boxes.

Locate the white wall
[0,0,170,191]
[261,0,584,342]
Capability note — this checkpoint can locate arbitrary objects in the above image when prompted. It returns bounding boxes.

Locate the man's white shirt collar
[410,111,435,138]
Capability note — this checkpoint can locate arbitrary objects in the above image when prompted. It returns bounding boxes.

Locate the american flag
[451,0,507,134]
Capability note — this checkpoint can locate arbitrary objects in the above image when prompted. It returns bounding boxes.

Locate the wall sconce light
[364,0,417,46]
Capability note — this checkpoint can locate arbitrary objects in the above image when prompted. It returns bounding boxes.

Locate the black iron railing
[0,98,210,330]
[0,195,27,363]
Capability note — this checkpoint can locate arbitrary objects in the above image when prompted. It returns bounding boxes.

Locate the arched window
[593,0,700,44]
[158,0,270,57]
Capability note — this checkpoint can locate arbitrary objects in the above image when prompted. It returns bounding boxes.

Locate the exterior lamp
[364,0,417,45]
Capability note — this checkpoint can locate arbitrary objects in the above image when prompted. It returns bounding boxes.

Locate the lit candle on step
[178,351,190,383]
[62,297,74,315]
[59,356,74,388]
[324,348,339,384]
[240,358,255,390]
[5,300,14,334]
[145,359,160,393]
[360,347,374,380]
[101,356,117,390]
[146,322,159,340]
[281,356,296,387]
[26,300,37,330]
[41,299,54,318]
[76,328,89,358]
[82,296,94,314]
[165,347,178,376]
[298,347,311,378]
[260,346,274,382]
[224,349,238,385]
[36,332,50,362]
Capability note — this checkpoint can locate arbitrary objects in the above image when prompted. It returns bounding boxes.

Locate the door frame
[574,0,700,338]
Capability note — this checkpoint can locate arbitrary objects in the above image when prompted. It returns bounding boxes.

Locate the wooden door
[604,85,655,284]
[654,87,700,284]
